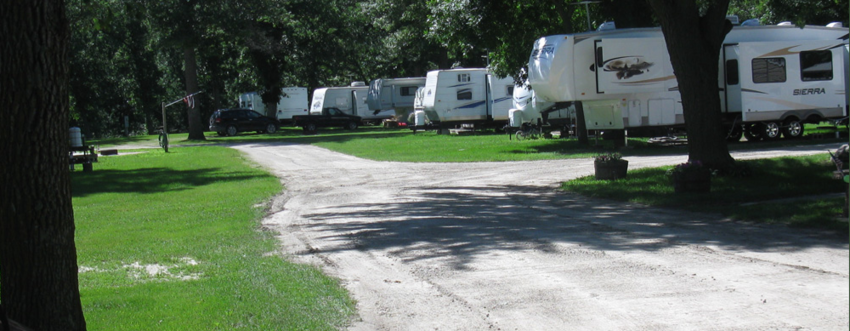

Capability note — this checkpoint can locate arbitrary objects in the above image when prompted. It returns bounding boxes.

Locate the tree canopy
[65,0,848,137]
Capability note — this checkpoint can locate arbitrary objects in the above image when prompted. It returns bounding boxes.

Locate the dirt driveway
[234,142,848,331]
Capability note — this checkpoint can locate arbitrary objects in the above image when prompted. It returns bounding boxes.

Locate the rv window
[457,88,472,100]
[400,86,417,96]
[726,59,739,85]
[458,74,471,82]
[595,47,603,68]
[752,58,786,83]
[800,50,833,81]
[506,86,514,96]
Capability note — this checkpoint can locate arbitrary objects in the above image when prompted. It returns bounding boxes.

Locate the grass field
[562,154,848,231]
[72,147,354,330]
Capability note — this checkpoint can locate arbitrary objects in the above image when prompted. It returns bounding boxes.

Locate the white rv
[413,68,515,129]
[311,82,393,123]
[366,77,427,122]
[238,87,309,124]
[528,23,849,140]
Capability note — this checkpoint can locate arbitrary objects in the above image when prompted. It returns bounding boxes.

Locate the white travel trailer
[311,82,393,123]
[528,23,849,140]
[366,77,426,122]
[238,87,309,124]
[413,68,515,130]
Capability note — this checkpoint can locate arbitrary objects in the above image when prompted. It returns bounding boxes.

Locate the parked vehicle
[411,68,515,132]
[527,20,849,141]
[292,107,362,133]
[209,108,280,136]
[311,82,391,124]
[238,87,309,125]
[366,77,426,123]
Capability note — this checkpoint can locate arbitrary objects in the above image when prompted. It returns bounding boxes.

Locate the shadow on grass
[71,167,265,197]
[291,184,846,270]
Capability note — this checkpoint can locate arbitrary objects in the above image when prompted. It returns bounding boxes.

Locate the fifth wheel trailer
[527,22,849,141]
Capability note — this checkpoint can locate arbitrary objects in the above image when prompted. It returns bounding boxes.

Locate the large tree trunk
[647,0,735,170]
[0,1,87,330]
[183,46,206,140]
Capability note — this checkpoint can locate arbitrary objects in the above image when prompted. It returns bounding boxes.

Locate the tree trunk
[0,1,87,330]
[552,0,574,34]
[183,46,206,140]
[647,0,735,170]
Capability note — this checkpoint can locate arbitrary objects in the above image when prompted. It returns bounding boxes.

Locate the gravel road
[233,142,848,331]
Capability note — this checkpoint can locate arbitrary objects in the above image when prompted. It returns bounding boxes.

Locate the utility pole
[570,1,600,31]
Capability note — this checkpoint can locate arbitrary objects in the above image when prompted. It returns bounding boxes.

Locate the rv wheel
[782,119,804,139]
[743,124,763,142]
[762,122,781,140]
[725,125,743,142]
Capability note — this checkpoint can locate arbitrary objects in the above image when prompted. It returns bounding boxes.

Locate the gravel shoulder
[234,142,848,331]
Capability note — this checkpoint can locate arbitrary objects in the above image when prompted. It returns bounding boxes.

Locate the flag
[183,95,195,109]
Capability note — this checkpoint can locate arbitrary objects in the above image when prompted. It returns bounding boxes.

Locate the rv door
[367,79,383,111]
[722,44,742,114]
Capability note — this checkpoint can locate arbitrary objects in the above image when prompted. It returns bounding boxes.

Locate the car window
[247,110,261,118]
[328,108,341,116]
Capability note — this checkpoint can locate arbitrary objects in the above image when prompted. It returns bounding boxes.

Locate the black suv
[209,108,280,136]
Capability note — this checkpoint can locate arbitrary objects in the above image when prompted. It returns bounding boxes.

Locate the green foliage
[72,147,354,329]
[594,152,623,163]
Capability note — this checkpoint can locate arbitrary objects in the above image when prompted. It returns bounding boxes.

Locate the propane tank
[69,127,83,147]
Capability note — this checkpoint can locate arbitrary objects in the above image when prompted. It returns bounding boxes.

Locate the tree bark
[647,0,736,170]
[0,0,87,330]
[183,46,206,140]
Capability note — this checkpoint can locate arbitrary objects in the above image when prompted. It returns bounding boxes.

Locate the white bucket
[509,109,523,127]
[69,127,82,147]
[414,111,427,127]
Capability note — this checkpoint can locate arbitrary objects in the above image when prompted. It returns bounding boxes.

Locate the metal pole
[161,101,167,135]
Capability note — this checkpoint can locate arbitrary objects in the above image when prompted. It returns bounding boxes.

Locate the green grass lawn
[92,122,848,163]
[72,147,354,330]
[562,154,848,232]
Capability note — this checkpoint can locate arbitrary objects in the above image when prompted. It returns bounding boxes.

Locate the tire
[725,125,743,142]
[515,130,526,141]
[304,122,317,133]
[265,123,277,134]
[782,118,804,139]
[226,125,238,136]
[762,122,781,140]
[346,121,358,130]
[743,124,763,142]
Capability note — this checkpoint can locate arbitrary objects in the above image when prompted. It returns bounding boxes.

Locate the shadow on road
[295,184,847,270]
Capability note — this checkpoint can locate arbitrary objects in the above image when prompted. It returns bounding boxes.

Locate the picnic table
[69,145,97,172]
